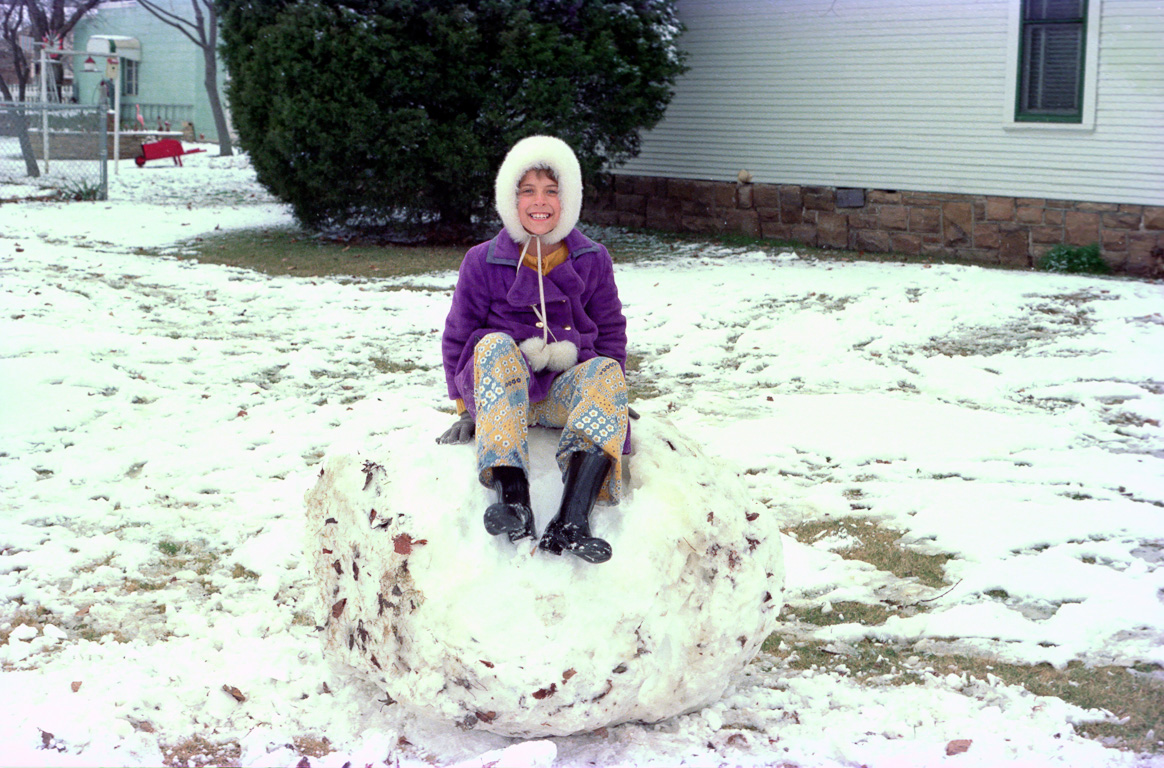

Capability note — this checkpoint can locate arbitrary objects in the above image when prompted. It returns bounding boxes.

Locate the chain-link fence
[0,101,108,201]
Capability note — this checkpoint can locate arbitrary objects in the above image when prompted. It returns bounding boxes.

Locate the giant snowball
[305,410,784,738]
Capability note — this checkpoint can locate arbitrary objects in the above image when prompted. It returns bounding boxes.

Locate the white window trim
[1002,0,1100,132]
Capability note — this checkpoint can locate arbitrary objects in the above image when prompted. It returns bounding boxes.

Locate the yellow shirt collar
[521,242,568,275]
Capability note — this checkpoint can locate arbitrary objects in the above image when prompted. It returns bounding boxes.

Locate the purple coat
[442,228,628,424]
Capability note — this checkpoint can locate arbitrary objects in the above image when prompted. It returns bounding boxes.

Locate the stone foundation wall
[584,175,1164,278]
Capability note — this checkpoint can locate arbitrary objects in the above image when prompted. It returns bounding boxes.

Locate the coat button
[564,325,572,330]
[536,322,544,328]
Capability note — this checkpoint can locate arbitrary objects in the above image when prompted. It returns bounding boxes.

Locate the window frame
[1003,0,1100,131]
[122,58,139,97]
[1015,0,1087,122]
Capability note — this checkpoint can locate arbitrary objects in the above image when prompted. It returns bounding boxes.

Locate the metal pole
[40,45,49,172]
[113,62,121,175]
[99,85,108,199]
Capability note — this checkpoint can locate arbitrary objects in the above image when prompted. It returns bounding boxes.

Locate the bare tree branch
[1,0,40,174]
[22,0,102,42]
[135,0,205,47]
[56,0,102,39]
[132,0,232,155]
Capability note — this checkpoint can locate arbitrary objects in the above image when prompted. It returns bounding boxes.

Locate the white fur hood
[494,135,583,246]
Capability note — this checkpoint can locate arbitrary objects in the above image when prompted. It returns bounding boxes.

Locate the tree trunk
[14,110,40,177]
[0,81,40,178]
[202,44,233,156]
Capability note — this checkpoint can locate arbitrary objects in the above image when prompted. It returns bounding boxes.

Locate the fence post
[40,45,50,173]
[99,95,109,200]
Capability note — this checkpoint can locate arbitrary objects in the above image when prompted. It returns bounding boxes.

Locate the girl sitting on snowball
[437,135,630,565]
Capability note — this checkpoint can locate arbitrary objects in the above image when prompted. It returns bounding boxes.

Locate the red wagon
[135,139,206,167]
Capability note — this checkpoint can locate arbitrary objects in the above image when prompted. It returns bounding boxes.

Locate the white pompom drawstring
[517,238,578,372]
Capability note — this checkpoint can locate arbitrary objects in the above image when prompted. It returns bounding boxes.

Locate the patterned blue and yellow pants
[473,332,628,503]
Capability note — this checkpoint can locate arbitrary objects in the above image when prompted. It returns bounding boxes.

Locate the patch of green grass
[163,222,928,284]
[161,735,242,768]
[932,655,1164,753]
[293,736,333,759]
[76,625,130,644]
[759,636,1164,753]
[916,292,1104,360]
[785,517,952,588]
[624,351,662,402]
[157,540,185,557]
[154,540,217,575]
[231,564,260,580]
[146,221,964,284]
[1104,410,1161,429]
[291,611,315,627]
[125,579,168,592]
[369,355,428,374]
[806,292,857,313]
[783,600,902,629]
[165,225,466,279]
[159,733,331,768]
[765,520,1164,756]
[0,605,52,646]
[76,553,117,573]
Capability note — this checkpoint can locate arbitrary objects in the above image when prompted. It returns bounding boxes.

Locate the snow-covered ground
[1,149,1162,768]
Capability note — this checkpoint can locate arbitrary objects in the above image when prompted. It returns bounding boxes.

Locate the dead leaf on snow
[532,683,557,700]
[393,534,428,555]
[222,684,246,703]
[946,739,972,756]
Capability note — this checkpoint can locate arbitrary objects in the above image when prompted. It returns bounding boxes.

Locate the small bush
[53,179,103,202]
[1037,243,1109,275]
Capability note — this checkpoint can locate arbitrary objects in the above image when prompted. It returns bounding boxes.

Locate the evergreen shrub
[1037,243,1109,275]
[217,0,686,240]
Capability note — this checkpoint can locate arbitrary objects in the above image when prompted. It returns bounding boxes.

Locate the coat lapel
[488,230,588,307]
[506,262,571,306]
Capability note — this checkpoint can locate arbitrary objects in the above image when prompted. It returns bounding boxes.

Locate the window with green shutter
[1016,0,1088,122]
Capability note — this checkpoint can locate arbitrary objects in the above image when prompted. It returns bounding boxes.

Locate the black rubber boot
[539,451,613,564]
[483,466,535,543]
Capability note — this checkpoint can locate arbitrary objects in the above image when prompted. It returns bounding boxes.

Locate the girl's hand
[436,412,475,445]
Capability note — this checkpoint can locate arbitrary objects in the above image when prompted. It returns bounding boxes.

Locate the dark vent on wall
[836,188,866,208]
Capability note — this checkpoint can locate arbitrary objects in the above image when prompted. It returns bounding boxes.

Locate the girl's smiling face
[516,169,560,238]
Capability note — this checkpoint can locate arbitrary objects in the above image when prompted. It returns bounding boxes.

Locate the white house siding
[618,0,1164,206]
